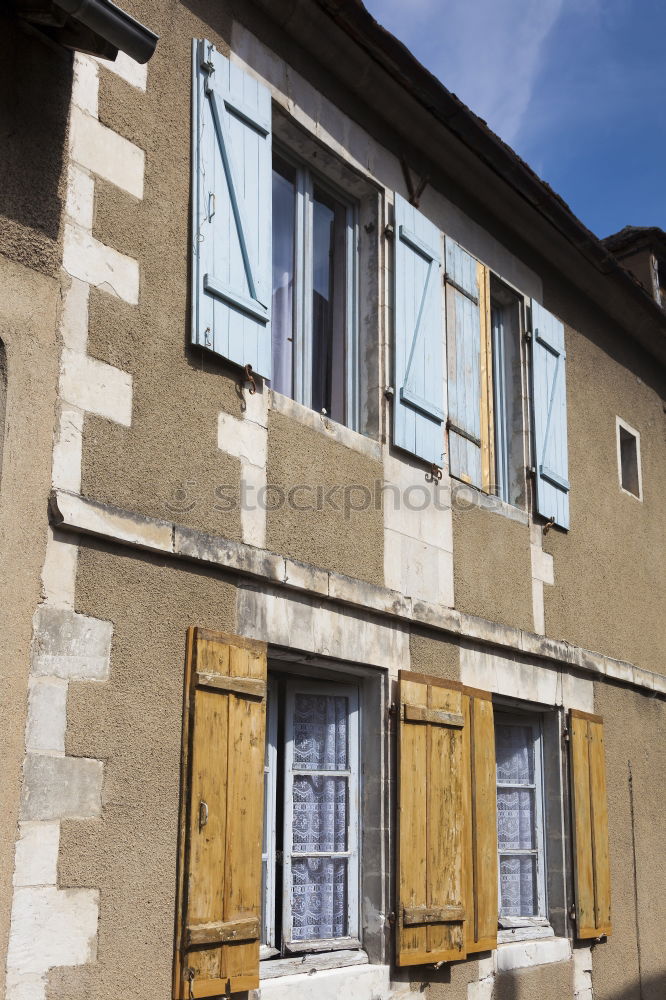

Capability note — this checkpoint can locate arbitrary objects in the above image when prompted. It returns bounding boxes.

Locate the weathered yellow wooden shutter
[397,671,466,966]
[173,628,267,998]
[462,687,498,953]
[569,710,612,939]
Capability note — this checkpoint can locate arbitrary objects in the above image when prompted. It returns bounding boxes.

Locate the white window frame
[495,710,548,929]
[272,147,360,430]
[616,416,643,501]
[262,677,361,958]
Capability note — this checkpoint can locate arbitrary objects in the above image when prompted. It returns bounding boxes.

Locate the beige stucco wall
[590,680,666,1000]
[452,505,534,632]
[492,959,573,1000]
[48,542,236,1000]
[408,629,460,683]
[265,410,384,584]
[0,256,61,985]
[0,16,70,278]
[542,323,666,674]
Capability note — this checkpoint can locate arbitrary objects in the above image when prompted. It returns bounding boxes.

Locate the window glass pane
[293,775,347,852]
[291,857,347,940]
[311,187,347,424]
[492,290,525,508]
[497,788,535,849]
[272,156,296,397]
[496,724,534,783]
[293,694,348,770]
[499,855,537,917]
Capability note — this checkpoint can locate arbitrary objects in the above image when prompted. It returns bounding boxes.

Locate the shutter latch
[198,800,209,830]
[186,968,196,1000]
[426,463,443,482]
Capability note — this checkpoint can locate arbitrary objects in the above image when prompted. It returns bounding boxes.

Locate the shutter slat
[462,689,498,954]
[531,301,569,528]
[569,710,612,939]
[393,195,446,466]
[192,41,272,378]
[174,629,267,998]
[397,671,466,966]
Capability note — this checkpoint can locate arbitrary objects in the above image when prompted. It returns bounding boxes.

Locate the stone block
[21,755,103,821]
[63,222,139,305]
[25,678,68,755]
[96,51,148,90]
[494,936,571,973]
[6,886,99,975]
[51,491,173,555]
[283,559,330,597]
[70,106,144,198]
[13,823,59,888]
[60,348,133,426]
[32,605,112,681]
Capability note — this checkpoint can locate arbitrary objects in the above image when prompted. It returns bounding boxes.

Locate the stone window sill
[495,935,571,973]
[255,960,392,999]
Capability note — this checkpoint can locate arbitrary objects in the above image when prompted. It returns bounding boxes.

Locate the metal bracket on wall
[400,154,429,208]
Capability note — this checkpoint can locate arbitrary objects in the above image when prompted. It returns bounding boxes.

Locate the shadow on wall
[0,13,72,272]
[492,969,666,1000]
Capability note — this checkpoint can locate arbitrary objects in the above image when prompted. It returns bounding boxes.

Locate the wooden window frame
[272,144,360,431]
[495,709,548,928]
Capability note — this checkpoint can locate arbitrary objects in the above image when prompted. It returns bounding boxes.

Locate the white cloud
[365,0,568,144]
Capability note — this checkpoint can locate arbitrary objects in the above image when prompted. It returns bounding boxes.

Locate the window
[495,712,547,924]
[491,279,527,508]
[444,239,568,526]
[262,676,360,956]
[271,152,358,427]
[616,417,642,499]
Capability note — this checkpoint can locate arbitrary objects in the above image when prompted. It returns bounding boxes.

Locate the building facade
[1,2,665,1000]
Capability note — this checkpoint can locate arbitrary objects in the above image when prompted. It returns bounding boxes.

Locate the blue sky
[363,0,666,239]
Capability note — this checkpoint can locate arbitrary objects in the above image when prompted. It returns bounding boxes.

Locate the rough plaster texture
[491,958,573,1000]
[79,13,245,544]
[542,323,666,675]
[48,542,236,1000]
[266,409,385,585]
[409,630,460,683]
[0,16,71,277]
[590,681,666,1000]
[452,504,533,632]
[0,255,61,983]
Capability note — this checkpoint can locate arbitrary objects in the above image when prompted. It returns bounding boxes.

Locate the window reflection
[312,187,346,423]
[271,156,296,398]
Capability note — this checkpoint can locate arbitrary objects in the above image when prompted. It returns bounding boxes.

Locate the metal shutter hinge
[384,223,395,240]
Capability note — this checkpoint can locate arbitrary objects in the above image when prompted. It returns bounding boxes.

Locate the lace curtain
[291,694,349,940]
[496,723,537,917]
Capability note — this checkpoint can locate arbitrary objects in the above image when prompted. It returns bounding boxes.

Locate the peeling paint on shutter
[462,687,498,954]
[569,710,612,940]
[174,628,267,997]
[397,671,467,965]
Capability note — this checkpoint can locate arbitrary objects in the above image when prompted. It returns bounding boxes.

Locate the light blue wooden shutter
[445,238,482,488]
[393,194,445,466]
[531,301,570,529]
[191,40,272,378]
